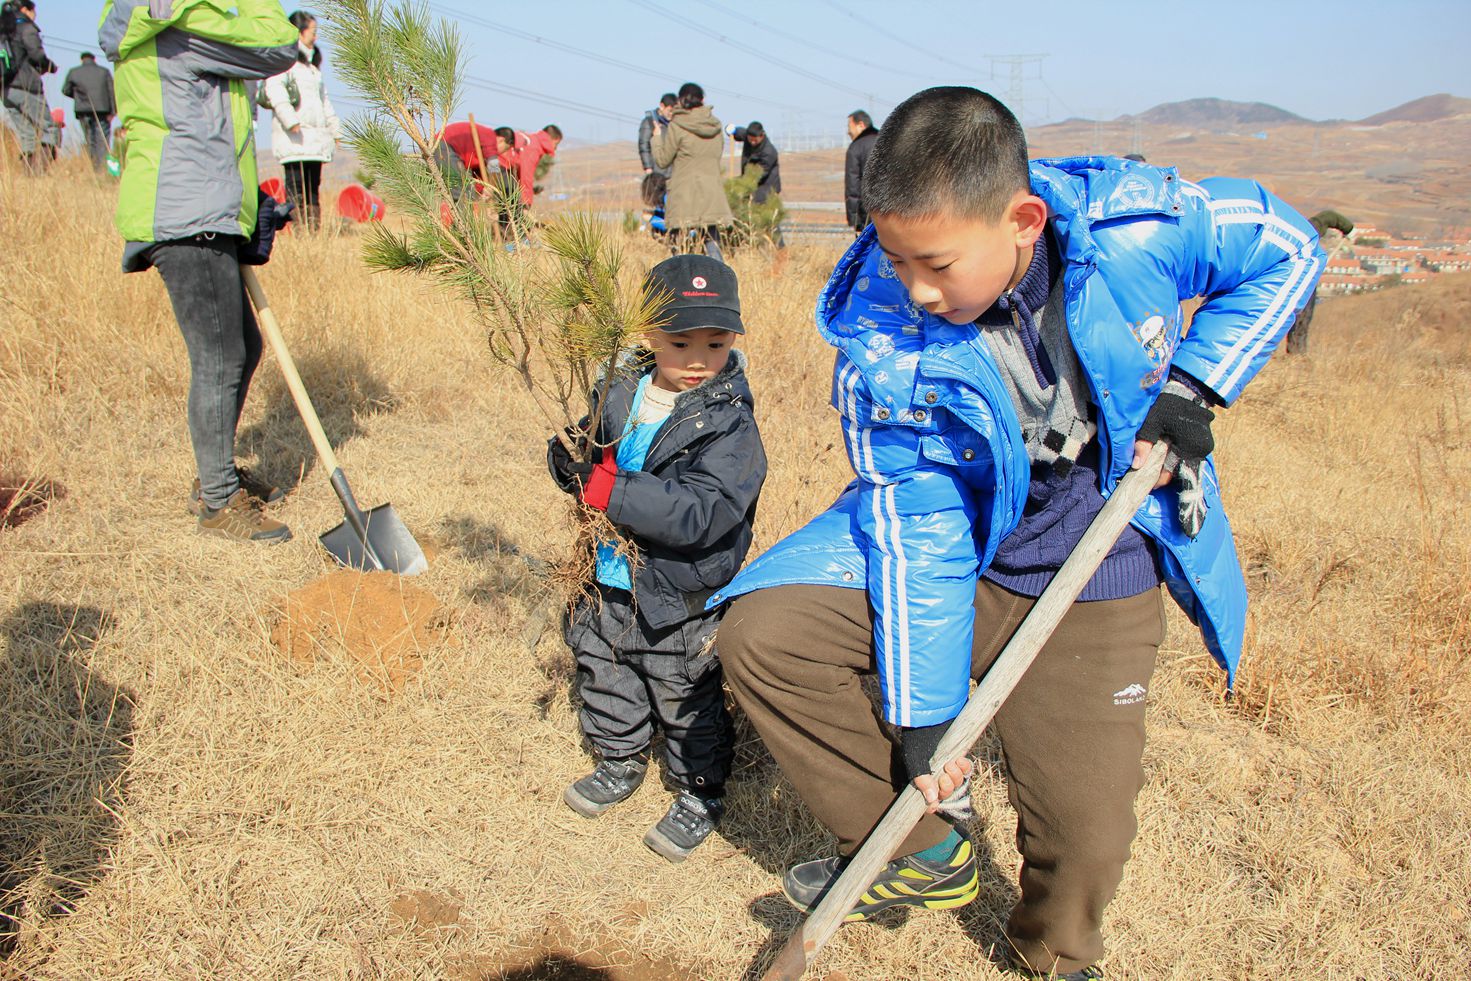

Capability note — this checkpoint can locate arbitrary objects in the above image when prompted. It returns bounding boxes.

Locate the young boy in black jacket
[547,254,767,862]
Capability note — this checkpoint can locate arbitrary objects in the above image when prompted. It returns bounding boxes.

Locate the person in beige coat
[653,82,732,261]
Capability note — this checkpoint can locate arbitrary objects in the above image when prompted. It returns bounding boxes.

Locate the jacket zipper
[644,410,703,469]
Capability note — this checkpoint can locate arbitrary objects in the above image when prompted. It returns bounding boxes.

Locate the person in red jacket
[494,123,562,207]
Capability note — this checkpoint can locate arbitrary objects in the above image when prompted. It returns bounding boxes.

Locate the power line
[461,73,639,124]
[427,1,809,115]
[39,33,91,54]
[624,0,883,106]
[687,0,932,87]
[813,0,978,76]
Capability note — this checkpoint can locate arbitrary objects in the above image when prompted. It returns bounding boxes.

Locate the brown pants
[718,579,1165,974]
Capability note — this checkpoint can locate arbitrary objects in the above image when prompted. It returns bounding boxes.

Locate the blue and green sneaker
[781,830,980,921]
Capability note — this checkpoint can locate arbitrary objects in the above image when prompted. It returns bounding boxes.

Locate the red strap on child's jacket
[580,455,618,511]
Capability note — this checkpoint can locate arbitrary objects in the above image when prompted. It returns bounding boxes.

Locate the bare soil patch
[447,913,690,980]
[268,570,451,691]
[0,473,63,530]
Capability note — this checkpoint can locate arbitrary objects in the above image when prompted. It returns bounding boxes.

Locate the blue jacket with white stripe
[713,157,1324,727]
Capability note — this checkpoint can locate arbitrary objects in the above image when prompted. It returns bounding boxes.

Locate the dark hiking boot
[782,831,979,921]
[563,756,648,817]
[197,489,292,543]
[188,467,286,517]
[643,791,725,863]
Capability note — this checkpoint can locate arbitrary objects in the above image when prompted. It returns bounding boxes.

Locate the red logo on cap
[692,276,707,289]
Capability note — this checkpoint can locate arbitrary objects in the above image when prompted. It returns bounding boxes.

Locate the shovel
[241,267,428,576]
[761,441,1171,981]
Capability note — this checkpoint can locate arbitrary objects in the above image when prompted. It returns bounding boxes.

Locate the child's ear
[1010,193,1048,248]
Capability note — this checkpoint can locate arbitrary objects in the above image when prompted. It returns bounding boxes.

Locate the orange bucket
[337,184,386,222]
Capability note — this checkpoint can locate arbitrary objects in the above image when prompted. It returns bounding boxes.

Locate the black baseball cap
[644,254,744,335]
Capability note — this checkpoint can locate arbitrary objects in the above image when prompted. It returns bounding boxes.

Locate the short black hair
[862,86,1029,222]
[494,126,514,143]
[744,121,764,140]
[848,109,873,130]
[543,124,563,141]
[81,51,96,61]
[677,82,704,110]
[659,92,678,107]
[1122,152,1146,163]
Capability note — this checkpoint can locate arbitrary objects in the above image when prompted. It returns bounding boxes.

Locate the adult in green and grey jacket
[100,0,299,544]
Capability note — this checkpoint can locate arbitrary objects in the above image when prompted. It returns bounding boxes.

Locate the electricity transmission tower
[986,54,1048,123]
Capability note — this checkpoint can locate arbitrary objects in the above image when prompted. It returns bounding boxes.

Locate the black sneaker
[563,756,648,817]
[782,832,979,922]
[188,467,286,517]
[643,791,725,862]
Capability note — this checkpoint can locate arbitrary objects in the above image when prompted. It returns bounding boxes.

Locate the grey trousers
[564,585,734,793]
[151,238,261,509]
[78,112,110,169]
[3,88,59,156]
[719,580,1165,975]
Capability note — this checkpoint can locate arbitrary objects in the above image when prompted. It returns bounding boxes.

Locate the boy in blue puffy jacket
[716,88,1323,978]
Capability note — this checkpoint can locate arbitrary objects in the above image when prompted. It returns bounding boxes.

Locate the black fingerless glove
[900,719,954,783]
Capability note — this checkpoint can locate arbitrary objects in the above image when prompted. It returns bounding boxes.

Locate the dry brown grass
[1,156,1468,980]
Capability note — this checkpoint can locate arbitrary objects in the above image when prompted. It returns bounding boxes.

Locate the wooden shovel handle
[762,441,1172,981]
[240,266,342,476]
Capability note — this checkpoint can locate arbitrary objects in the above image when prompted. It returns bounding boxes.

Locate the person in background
[639,92,675,178]
[487,125,528,240]
[1286,209,1353,355]
[844,109,878,234]
[265,9,340,230]
[734,120,780,204]
[654,81,732,261]
[1,0,59,172]
[61,51,115,171]
[102,0,299,543]
[494,123,561,210]
[1122,152,1146,163]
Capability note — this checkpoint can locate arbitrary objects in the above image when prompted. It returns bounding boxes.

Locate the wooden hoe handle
[240,266,342,477]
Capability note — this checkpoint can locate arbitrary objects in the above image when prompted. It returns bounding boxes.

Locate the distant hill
[1358,93,1471,126]
[1121,98,1308,130]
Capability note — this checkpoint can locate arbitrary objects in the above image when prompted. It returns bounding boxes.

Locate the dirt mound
[269,570,450,691]
[0,473,63,530]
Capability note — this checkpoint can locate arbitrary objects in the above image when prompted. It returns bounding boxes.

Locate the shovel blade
[319,503,428,576]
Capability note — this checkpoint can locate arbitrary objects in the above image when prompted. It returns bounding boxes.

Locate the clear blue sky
[29,0,1471,147]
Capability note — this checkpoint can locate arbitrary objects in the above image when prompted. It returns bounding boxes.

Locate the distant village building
[1325,258,1366,277]
[1317,274,1385,296]
[1354,249,1417,275]
[1422,253,1471,273]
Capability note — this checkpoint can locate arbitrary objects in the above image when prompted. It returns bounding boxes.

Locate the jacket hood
[672,346,754,411]
[816,156,1187,337]
[671,105,723,138]
[101,0,299,61]
[597,347,754,428]
[616,346,753,404]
